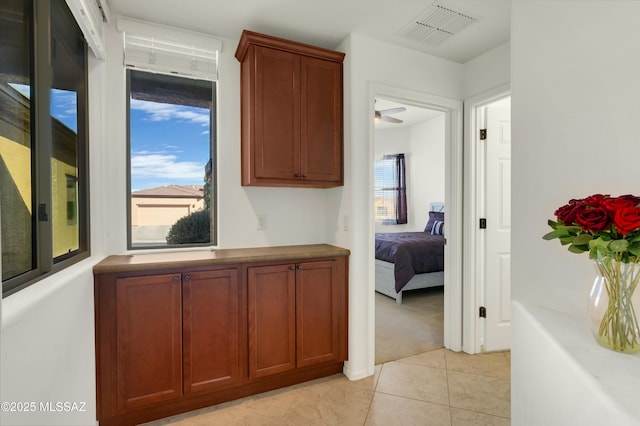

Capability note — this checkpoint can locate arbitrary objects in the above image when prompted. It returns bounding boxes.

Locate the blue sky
[129,99,210,191]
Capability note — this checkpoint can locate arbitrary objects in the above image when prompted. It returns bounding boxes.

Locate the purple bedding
[375,232,445,292]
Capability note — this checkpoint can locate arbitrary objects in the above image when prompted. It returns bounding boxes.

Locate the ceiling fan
[375,106,407,124]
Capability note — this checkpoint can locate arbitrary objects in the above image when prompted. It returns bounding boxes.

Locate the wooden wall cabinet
[94,246,348,426]
[235,30,345,188]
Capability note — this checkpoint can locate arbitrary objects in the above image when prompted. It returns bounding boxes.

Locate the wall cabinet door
[300,56,342,184]
[247,264,296,378]
[253,45,301,182]
[116,274,183,410]
[182,268,241,394]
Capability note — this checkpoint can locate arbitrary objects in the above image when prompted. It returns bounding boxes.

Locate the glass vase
[588,258,640,353]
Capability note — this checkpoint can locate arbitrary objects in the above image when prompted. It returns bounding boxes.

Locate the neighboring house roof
[132,184,204,198]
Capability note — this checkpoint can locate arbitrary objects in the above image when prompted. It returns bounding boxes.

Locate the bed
[375,203,445,303]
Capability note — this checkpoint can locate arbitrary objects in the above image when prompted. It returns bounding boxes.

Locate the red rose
[555,200,585,224]
[619,194,640,206]
[613,206,640,235]
[575,207,611,232]
[582,194,609,207]
[601,197,635,213]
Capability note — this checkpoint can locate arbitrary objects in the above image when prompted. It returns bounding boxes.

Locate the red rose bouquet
[544,194,640,263]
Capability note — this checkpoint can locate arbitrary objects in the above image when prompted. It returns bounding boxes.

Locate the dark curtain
[395,153,407,224]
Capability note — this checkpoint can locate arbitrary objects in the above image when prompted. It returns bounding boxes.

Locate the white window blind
[117,17,222,81]
[374,156,398,223]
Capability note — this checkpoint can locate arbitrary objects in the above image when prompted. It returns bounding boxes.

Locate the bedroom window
[374,153,407,225]
[1,0,89,296]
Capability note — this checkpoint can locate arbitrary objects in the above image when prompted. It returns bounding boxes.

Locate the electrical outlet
[257,214,266,230]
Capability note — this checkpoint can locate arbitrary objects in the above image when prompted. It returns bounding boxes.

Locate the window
[127,70,215,248]
[119,17,220,249]
[1,0,89,296]
[374,153,407,225]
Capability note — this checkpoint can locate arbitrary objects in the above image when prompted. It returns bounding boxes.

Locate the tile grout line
[362,362,385,426]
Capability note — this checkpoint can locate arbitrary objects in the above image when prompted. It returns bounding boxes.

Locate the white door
[484,104,511,351]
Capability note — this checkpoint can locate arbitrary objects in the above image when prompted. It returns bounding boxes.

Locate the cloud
[131,153,205,180]
[130,99,210,126]
[51,89,77,115]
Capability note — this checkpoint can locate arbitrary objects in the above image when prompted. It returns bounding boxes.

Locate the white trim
[65,0,106,59]
[463,83,510,354]
[368,83,464,354]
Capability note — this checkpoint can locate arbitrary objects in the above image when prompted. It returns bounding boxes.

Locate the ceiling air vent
[397,1,480,46]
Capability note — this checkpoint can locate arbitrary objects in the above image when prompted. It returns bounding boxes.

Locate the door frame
[368,83,463,353]
[463,84,511,354]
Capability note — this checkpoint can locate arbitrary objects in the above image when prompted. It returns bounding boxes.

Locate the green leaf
[572,233,593,245]
[628,234,640,243]
[547,219,558,229]
[629,243,640,257]
[542,229,568,240]
[609,239,630,253]
[559,236,574,245]
[568,244,587,254]
[589,237,610,250]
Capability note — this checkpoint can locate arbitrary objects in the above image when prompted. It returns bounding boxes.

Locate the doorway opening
[373,96,447,363]
[367,84,463,371]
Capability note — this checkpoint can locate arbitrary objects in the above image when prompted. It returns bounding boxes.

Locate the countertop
[93,244,350,274]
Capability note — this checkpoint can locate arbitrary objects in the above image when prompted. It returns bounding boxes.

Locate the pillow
[424,211,444,233]
[431,220,444,236]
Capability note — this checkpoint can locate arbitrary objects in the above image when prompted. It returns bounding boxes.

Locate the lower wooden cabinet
[182,269,241,394]
[115,274,183,410]
[94,251,348,426]
[248,259,346,379]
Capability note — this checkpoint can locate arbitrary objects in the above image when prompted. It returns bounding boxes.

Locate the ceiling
[106,0,511,64]
[375,98,443,130]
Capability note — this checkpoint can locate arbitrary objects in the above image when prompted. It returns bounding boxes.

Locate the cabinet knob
[302,174,307,178]
[294,173,300,178]
[297,265,303,270]
[289,265,295,271]
[172,275,180,282]
[184,274,191,281]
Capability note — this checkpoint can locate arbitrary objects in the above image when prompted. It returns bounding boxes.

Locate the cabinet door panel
[116,274,182,410]
[296,261,341,367]
[254,46,301,180]
[248,264,296,378]
[300,56,342,184]
[183,269,241,394]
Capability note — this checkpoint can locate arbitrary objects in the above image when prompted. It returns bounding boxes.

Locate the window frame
[125,69,217,250]
[2,0,90,297]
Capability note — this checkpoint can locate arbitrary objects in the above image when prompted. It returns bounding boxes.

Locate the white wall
[374,115,445,233]
[408,115,445,229]
[511,1,640,423]
[463,42,510,100]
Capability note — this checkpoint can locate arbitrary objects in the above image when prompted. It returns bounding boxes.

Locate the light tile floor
[143,348,511,426]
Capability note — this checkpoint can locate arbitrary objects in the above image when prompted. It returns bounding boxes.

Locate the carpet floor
[375,286,444,365]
